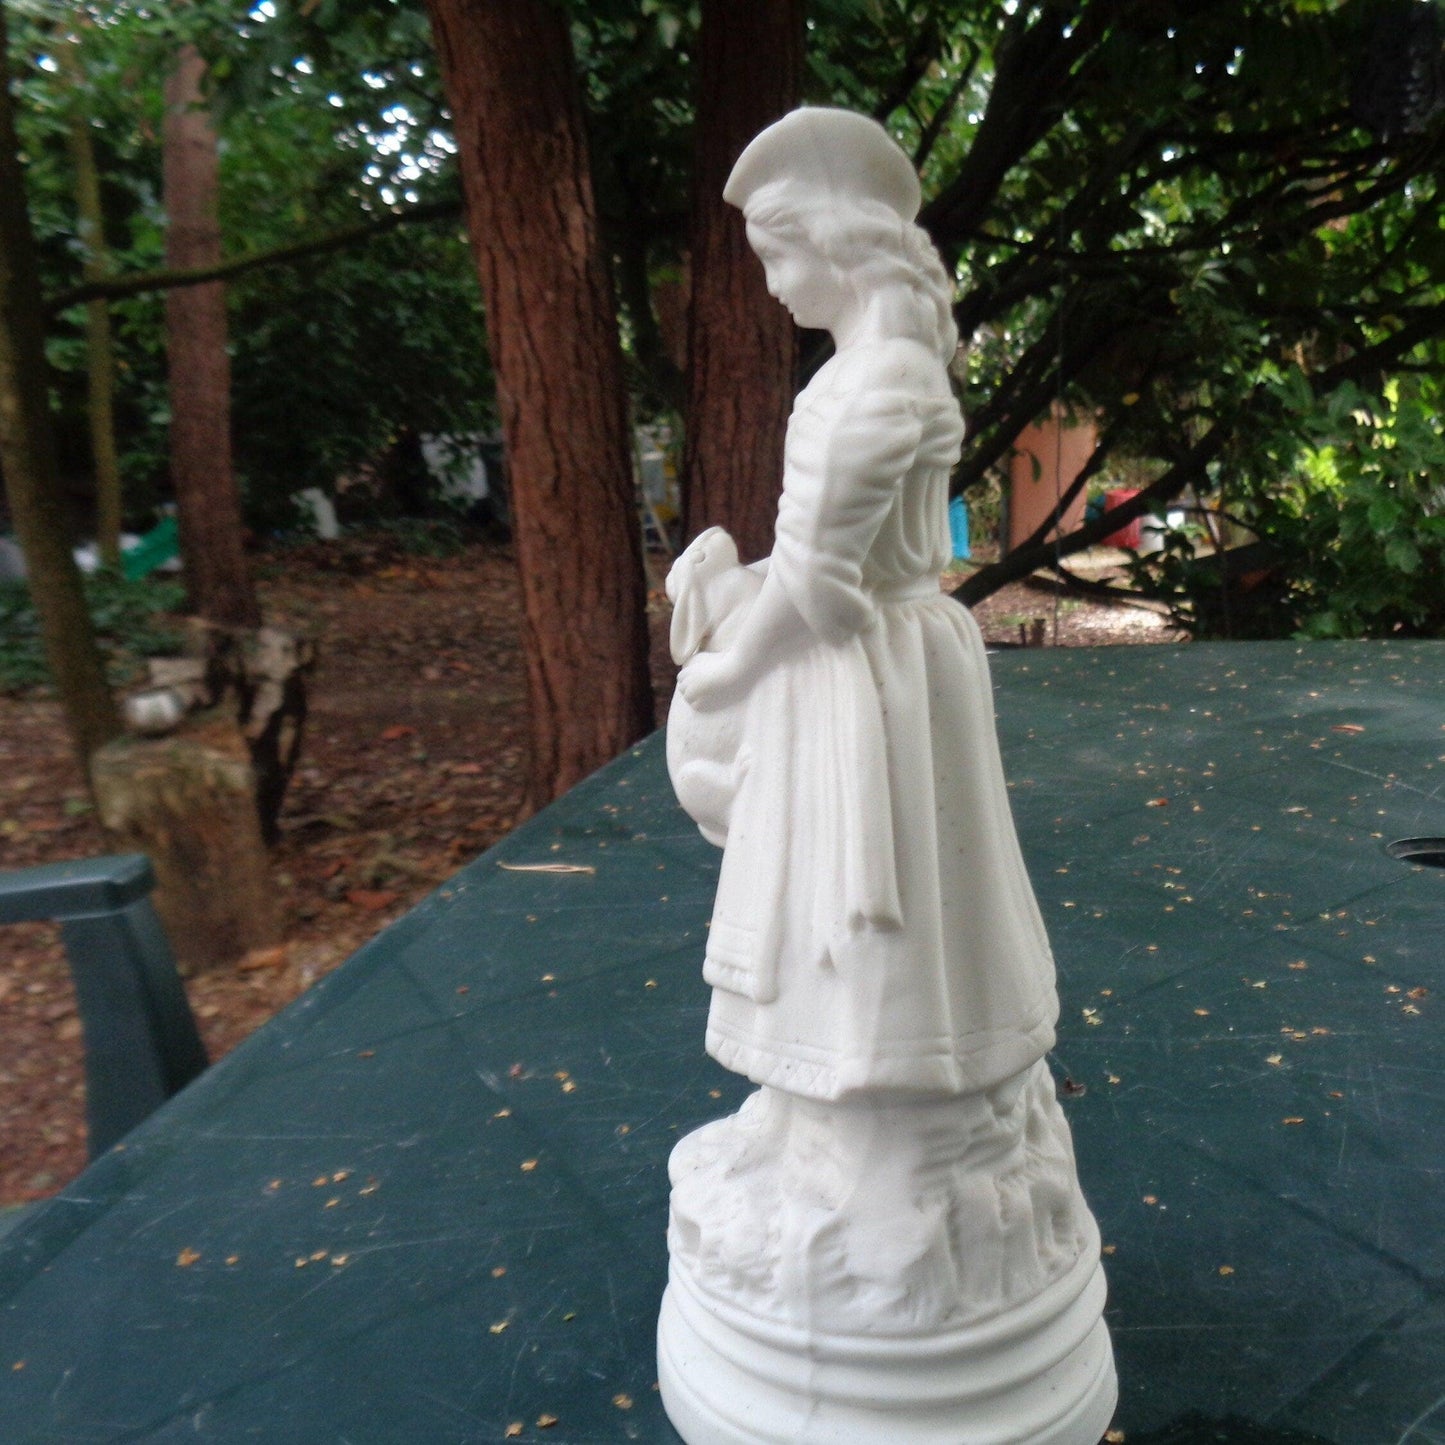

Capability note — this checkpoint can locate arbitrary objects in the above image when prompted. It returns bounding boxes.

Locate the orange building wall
[1006,414,1097,551]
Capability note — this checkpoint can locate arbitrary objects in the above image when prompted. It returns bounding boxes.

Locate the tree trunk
[126,620,315,847]
[681,0,804,564]
[92,718,280,973]
[424,0,654,810]
[163,45,259,629]
[0,8,121,772]
[63,43,123,571]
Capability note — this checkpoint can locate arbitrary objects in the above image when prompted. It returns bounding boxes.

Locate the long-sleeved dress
[696,338,1059,1102]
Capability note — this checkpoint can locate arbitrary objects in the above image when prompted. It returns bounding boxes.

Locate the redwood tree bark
[424,0,653,809]
[163,46,259,629]
[0,7,121,772]
[681,0,804,564]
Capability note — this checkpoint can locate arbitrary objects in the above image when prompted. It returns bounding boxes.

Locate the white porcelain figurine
[658,107,1116,1444]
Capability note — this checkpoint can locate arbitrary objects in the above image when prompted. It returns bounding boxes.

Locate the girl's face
[747,225,845,330]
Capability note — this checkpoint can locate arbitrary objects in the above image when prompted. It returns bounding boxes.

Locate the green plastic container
[120,515,180,582]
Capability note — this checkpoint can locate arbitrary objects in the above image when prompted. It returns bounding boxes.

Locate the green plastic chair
[0,854,208,1158]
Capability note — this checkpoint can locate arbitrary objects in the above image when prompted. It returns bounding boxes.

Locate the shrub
[0,572,186,695]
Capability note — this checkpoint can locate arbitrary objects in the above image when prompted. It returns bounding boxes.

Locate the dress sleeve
[770,387,924,644]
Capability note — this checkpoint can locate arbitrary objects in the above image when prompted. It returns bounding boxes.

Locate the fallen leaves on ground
[238,944,289,972]
[0,540,564,1206]
[345,888,400,913]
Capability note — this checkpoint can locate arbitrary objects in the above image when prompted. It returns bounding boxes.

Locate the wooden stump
[91,714,280,973]
[124,620,315,846]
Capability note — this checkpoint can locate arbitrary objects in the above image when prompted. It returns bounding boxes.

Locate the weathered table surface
[2,641,1442,1445]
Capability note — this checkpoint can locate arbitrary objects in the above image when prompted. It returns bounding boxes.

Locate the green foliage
[1252,377,1445,638]
[857,0,1445,633]
[1131,371,1445,639]
[5,0,487,536]
[0,585,48,690]
[0,570,185,694]
[229,225,492,529]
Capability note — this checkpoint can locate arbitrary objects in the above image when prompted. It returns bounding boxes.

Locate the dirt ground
[0,536,1181,1206]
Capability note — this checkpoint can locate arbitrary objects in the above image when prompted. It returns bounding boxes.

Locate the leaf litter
[0,536,681,1206]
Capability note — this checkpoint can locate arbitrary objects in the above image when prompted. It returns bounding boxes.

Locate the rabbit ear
[664,555,686,604]
[668,526,730,603]
[669,580,710,665]
[665,543,702,604]
[667,526,745,655]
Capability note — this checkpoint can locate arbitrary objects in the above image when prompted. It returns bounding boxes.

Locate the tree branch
[953,424,1227,606]
[1312,299,1445,392]
[46,197,463,313]
[913,49,976,170]
[871,21,942,125]
[923,0,1141,249]
[1046,559,1150,605]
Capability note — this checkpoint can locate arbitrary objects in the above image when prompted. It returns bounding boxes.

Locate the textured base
[667,1070,1103,1339]
[658,1245,1117,1445]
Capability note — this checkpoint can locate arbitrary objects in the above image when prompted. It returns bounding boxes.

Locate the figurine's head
[724,107,921,226]
[726,108,957,359]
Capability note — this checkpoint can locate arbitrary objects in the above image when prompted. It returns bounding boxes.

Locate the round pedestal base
[658,1247,1117,1445]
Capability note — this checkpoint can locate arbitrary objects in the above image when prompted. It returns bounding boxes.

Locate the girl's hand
[678,649,749,713]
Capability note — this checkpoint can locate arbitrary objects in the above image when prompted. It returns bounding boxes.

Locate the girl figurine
[668,106,1059,1101]
[659,107,1116,1445]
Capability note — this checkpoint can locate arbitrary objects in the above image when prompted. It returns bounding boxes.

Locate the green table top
[2,641,1442,1444]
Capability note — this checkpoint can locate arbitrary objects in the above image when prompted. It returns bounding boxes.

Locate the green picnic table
[1,641,1442,1444]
